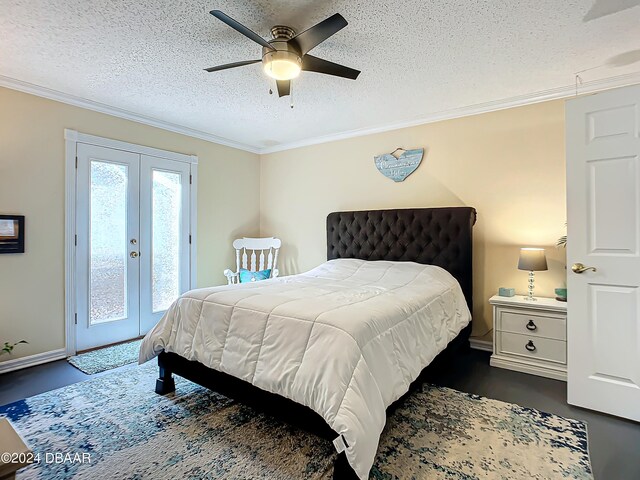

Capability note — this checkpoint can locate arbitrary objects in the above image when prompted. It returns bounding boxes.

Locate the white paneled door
[75,144,192,351]
[566,84,640,422]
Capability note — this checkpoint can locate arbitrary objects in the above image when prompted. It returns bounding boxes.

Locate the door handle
[571,263,596,274]
[130,251,139,258]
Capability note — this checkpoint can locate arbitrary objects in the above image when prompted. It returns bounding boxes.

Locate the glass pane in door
[152,170,182,312]
[90,161,128,324]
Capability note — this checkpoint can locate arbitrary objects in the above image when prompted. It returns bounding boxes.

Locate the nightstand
[489,295,567,381]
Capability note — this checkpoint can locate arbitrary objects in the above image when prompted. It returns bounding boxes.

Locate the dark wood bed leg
[155,353,176,395]
[333,452,359,480]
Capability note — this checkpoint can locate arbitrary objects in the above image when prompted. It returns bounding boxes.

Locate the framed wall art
[0,215,25,254]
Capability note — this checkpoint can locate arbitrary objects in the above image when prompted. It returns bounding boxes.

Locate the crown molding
[0,75,261,154]
[259,70,640,154]
[2,71,640,156]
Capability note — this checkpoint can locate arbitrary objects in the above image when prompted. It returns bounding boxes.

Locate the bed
[139,207,476,479]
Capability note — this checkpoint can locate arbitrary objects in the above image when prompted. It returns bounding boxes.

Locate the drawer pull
[526,320,537,331]
[525,340,536,352]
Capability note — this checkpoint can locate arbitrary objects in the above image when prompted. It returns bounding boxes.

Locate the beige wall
[260,100,567,336]
[0,87,260,362]
[0,88,567,362]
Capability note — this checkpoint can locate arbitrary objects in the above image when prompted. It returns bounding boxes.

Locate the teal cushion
[239,268,272,283]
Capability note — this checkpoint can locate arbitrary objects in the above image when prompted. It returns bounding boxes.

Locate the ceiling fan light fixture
[205,11,360,98]
[263,50,301,81]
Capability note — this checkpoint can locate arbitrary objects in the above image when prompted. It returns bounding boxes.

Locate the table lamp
[518,248,548,301]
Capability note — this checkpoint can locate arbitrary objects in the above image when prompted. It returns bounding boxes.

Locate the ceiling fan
[205,10,360,98]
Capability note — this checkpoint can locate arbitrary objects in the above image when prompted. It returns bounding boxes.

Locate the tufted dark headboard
[327,207,477,309]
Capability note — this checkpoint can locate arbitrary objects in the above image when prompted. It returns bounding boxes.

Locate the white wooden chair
[224,237,281,285]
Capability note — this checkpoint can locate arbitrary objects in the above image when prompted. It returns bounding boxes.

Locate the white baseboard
[469,337,493,352]
[0,348,67,374]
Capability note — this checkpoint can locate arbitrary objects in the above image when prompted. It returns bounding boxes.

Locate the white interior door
[566,84,640,422]
[139,155,191,334]
[76,144,140,351]
[75,145,192,351]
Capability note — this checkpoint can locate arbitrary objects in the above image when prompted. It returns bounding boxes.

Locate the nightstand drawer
[498,310,566,340]
[498,332,566,364]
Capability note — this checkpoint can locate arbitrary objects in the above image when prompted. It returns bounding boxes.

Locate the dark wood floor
[1,349,639,479]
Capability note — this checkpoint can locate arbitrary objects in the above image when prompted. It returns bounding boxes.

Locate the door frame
[64,129,198,356]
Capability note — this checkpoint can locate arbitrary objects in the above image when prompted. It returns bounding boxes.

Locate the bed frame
[155,207,477,479]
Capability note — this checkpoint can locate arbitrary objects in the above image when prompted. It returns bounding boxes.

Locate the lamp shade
[518,248,548,271]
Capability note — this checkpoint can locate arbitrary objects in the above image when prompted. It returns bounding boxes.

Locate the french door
[139,155,191,333]
[566,84,640,422]
[75,144,191,351]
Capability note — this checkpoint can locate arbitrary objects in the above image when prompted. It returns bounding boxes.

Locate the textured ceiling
[1,0,640,152]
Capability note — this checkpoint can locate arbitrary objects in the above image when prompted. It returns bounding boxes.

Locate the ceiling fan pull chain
[290,81,294,109]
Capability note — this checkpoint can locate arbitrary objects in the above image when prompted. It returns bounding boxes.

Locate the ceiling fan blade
[302,55,360,80]
[210,10,274,51]
[289,13,348,55]
[204,59,261,72]
[276,80,290,97]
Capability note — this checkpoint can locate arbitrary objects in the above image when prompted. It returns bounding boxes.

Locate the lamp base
[525,271,537,301]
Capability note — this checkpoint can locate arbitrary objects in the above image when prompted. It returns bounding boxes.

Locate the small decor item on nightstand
[374,147,424,182]
[555,288,567,302]
[518,248,547,301]
[498,287,516,297]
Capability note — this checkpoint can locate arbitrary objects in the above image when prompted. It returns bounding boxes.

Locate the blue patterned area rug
[0,363,592,479]
[67,340,142,374]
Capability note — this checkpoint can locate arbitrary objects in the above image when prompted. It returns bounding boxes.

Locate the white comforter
[139,259,471,479]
